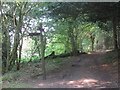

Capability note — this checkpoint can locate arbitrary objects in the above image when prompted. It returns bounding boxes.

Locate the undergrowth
[46,56,72,71]
[2,72,21,82]
[2,56,72,83]
[103,50,118,64]
[2,83,32,88]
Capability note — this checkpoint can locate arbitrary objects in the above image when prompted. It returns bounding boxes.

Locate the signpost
[29,23,46,80]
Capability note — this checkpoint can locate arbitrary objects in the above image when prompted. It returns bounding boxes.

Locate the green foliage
[21,57,30,62]
[46,57,72,71]
[2,72,21,82]
[82,38,91,52]
[21,56,39,62]
[46,43,65,56]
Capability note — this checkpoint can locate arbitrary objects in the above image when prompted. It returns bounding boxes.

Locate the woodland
[1,2,120,88]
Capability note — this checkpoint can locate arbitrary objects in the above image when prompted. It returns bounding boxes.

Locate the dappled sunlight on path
[36,78,113,88]
[11,52,117,88]
[33,52,118,88]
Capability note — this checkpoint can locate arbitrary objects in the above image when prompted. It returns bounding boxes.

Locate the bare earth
[5,53,118,88]
[16,52,118,88]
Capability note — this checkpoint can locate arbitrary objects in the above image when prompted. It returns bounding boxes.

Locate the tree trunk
[68,28,78,55]
[112,17,118,50]
[39,24,46,80]
[112,5,118,50]
[90,35,95,51]
[71,36,77,55]
[65,37,71,53]
[2,16,11,73]
[17,37,23,70]
[6,24,11,72]
[41,38,46,80]
[118,22,120,49]
[8,6,23,71]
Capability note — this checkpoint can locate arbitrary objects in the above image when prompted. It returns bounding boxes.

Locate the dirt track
[21,52,118,88]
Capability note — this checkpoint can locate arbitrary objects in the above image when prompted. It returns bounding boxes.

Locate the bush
[46,57,72,71]
[103,50,118,64]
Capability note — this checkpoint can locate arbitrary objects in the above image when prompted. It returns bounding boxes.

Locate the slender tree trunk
[38,47,41,57]
[2,16,11,73]
[8,6,23,71]
[6,24,11,72]
[65,37,71,53]
[17,37,23,70]
[79,39,83,52]
[71,36,78,55]
[41,37,46,80]
[112,17,118,50]
[68,28,78,55]
[118,22,120,49]
[2,21,7,74]
[90,35,95,51]
[112,5,118,50]
[39,24,46,80]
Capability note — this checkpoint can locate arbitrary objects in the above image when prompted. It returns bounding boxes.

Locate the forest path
[19,52,118,88]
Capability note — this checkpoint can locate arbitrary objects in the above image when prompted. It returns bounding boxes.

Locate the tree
[83,2,120,50]
[48,2,120,50]
[1,2,31,72]
[8,3,28,71]
[38,23,46,80]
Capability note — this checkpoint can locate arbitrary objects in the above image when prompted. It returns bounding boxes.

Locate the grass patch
[2,72,21,82]
[46,56,72,71]
[2,83,32,88]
